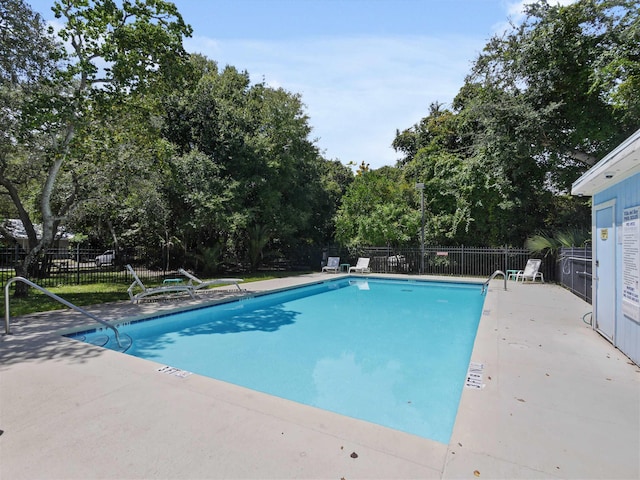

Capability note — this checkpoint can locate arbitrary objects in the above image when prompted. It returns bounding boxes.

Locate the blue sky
[29,0,538,169]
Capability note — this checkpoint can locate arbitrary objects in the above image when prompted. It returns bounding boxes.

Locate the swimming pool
[69,277,486,444]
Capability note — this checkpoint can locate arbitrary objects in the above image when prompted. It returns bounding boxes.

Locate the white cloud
[494,0,579,39]
[187,33,482,168]
[505,0,579,22]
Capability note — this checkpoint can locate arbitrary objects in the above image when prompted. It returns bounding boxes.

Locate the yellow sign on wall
[600,228,609,240]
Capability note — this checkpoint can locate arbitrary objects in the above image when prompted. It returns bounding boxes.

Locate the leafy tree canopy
[382,0,633,248]
[335,167,419,247]
[467,0,639,190]
[160,55,342,270]
[0,0,191,291]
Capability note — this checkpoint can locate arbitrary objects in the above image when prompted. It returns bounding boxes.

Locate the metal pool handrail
[4,276,124,348]
[482,270,507,294]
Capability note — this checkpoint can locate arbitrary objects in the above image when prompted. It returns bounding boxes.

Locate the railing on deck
[557,247,592,304]
[482,270,507,294]
[4,276,124,348]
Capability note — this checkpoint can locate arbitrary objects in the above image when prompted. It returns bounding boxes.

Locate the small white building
[572,128,640,366]
[0,219,74,251]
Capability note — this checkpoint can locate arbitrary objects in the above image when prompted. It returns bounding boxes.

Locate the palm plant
[525,228,590,257]
[247,224,271,271]
[187,243,223,275]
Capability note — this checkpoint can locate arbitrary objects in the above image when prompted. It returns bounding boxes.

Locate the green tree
[165,147,236,265]
[161,56,334,269]
[469,0,639,191]
[403,150,497,245]
[335,167,419,248]
[393,102,519,246]
[310,159,353,244]
[387,0,631,247]
[453,83,555,244]
[66,96,176,253]
[392,102,463,167]
[0,0,191,294]
[0,0,63,277]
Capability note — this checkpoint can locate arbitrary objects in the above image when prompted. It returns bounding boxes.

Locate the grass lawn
[4,271,311,317]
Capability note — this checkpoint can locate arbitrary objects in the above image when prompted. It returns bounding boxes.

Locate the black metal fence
[1,244,588,304]
[325,246,552,279]
[0,246,168,288]
[556,247,592,304]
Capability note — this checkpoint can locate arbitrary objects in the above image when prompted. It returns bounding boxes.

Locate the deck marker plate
[157,365,192,378]
[465,362,485,389]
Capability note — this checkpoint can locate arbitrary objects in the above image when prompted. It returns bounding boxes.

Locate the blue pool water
[72,277,486,443]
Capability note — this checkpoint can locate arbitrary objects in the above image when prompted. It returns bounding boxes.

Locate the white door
[594,202,616,342]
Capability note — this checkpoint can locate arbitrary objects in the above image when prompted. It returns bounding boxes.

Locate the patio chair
[178,268,244,291]
[349,257,371,273]
[515,259,544,283]
[126,264,195,303]
[387,254,407,272]
[322,256,340,273]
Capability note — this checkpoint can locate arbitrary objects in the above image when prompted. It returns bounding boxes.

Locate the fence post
[504,245,508,273]
[76,243,81,284]
[570,248,575,297]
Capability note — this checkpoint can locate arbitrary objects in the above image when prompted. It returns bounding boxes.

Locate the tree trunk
[13,263,29,298]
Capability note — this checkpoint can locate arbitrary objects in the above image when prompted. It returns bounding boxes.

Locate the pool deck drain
[1,273,639,479]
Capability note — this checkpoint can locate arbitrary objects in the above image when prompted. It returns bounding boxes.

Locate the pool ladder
[4,276,126,348]
[482,270,507,294]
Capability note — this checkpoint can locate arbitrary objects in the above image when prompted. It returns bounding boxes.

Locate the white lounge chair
[349,257,371,273]
[322,256,340,273]
[178,268,244,291]
[387,254,407,271]
[126,264,195,303]
[515,259,544,283]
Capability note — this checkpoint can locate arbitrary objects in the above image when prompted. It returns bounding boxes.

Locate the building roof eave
[571,128,640,197]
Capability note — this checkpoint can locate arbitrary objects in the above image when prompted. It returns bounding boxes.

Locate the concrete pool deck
[1,274,639,479]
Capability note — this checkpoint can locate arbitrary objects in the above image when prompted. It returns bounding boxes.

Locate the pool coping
[1,273,639,479]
